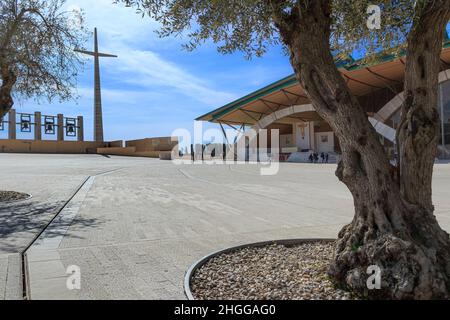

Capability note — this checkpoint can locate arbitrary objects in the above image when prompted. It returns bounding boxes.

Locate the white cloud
[109,48,236,105]
[15,0,248,141]
[67,0,236,107]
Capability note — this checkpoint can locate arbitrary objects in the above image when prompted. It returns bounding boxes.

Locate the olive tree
[119,0,450,299]
[0,0,87,118]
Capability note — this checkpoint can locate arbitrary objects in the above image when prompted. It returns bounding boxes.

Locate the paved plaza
[1,154,449,300]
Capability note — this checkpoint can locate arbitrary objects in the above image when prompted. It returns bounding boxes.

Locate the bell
[67,126,75,134]
[46,124,54,132]
[22,122,30,130]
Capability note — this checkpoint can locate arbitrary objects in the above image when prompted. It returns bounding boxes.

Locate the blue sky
[6,0,293,142]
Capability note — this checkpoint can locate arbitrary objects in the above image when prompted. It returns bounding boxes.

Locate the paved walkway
[0,154,153,300]
[1,154,449,300]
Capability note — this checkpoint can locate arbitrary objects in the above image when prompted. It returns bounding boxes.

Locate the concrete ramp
[97,137,178,160]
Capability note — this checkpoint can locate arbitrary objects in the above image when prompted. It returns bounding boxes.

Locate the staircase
[286,152,311,163]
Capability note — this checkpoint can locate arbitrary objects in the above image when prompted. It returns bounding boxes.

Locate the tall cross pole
[75,28,117,142]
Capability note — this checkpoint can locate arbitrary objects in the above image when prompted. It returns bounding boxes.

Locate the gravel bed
[191,241,356,300]
[0,191,30,202]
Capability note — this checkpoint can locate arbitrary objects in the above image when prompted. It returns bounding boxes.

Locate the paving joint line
[177,168,332,210]
[19,167,123,300]
[48,223,345,253]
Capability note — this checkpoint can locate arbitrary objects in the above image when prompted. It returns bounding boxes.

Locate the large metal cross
[75,28,117,142]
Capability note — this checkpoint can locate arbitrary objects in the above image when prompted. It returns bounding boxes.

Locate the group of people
[309,152,330,164]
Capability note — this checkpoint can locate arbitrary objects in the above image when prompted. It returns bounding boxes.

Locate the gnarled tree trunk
[0,63,16,118]
[273,0,450,299]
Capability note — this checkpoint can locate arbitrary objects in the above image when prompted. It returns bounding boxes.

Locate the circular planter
[0,191,32,204]
[184,238,335,300]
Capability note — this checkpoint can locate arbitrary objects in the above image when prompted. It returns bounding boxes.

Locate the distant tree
[120,0,450,299]
[0,0,87,118]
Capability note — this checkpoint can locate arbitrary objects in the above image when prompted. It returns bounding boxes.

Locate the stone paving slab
[0,154,147,255]
[0,254,22,300]
[19,158,450,300]
[1,154,450,300]
[0,154,160,300]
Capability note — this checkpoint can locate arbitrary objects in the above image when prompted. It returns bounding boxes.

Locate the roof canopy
[197,41,450,127]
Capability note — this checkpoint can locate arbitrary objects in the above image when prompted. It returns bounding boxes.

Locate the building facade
[197,41,450,161]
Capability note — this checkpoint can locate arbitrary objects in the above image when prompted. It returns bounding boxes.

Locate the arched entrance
[249,69,450,148]
[247,104,336,160]
[373,69,450,127]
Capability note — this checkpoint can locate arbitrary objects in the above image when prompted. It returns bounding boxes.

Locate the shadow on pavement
[0,200,102,254]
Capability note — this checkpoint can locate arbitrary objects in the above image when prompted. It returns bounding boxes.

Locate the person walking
[325,153,329,163]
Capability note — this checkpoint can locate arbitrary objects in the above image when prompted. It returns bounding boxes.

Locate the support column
[57,114,64,141]
[8,109,16,140]
[77,116,84,142]
[310,122,316,151]
[34,112,42,141]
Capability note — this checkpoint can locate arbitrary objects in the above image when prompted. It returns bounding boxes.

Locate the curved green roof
[197,38,450,122]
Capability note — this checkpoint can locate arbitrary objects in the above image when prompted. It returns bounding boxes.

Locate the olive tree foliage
[0,0,88,118]
[119,0,450,299]
[117,0,418,60]
[119,0,277,58]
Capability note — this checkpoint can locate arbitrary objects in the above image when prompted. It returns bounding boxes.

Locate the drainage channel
[20,168,122,300]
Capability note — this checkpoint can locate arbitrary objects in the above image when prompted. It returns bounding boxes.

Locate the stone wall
[97,137,179,159]
[0,139,107,154]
